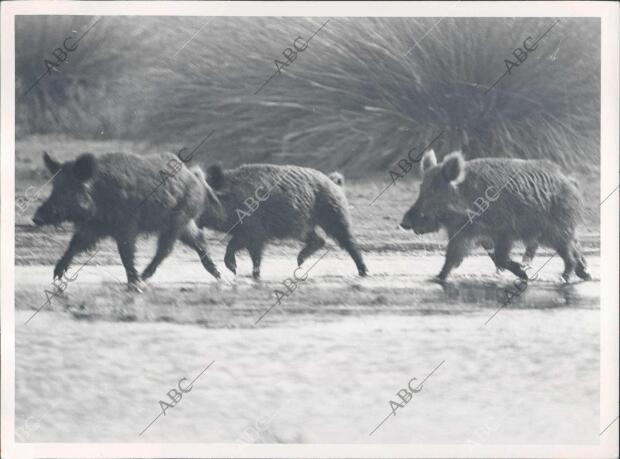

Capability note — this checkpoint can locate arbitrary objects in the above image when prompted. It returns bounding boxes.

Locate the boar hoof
[432,275,448,284]
[575,266,592,281]
[224,259,237,274]
[53,260,70,280]
[128,279,147,293]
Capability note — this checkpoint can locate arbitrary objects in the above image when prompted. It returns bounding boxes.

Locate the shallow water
[14,253,600,444]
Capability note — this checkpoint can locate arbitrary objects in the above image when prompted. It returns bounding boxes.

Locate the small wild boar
[33,151,223,291]
[198,164,367,278]
[400,150,591,282]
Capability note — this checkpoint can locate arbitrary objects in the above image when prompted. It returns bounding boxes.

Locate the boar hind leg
[554,242,576,283]
[297,230,325,266]
[493,236,528,280]
[115,230,143,290]
[141,227,181,281]
[572,242,592,281]
[179,220,221,280]
[247,240,265,279]
[318,209,367,276]
[54,227,101,280]
[555,238,590,282]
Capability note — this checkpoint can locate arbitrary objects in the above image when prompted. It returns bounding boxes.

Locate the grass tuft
[16,17,600,176]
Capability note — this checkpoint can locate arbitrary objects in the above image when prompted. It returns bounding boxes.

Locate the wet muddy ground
[14,249,600,444]
[13,171,602,444]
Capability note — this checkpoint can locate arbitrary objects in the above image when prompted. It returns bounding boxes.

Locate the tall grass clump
[16,17,600,177]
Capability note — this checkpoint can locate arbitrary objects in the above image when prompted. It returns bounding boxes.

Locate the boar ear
[421,149,437,174]
[441,151,465,185]
[73,153,97,182]
[207,164,225,190]
[43,151,62,175]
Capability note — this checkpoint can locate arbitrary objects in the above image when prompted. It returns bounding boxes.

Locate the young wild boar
[399,150,591,282]
[32,151,223,291]
[198,164,367,279]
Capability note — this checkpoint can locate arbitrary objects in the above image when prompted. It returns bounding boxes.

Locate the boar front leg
[438,235,472,281]
[54,226,101,280]
[297,230,326,266]
[224,236,244,274]
[142,227,181,281]
[493,235,528,280]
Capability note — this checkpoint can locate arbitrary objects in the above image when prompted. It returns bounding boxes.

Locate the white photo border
[1,1,618,458]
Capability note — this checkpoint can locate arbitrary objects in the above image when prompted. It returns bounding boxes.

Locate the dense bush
[16,16,600,176]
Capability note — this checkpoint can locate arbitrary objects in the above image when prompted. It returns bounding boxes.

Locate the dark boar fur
[198,164,367,278]
[400,150,591,282]
[33,151,223,291]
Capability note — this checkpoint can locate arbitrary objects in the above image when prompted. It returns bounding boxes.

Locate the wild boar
[399,150,591,282]
[32,151,223,291]
[198,164,367,278]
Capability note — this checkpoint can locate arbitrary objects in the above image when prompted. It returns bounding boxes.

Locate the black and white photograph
[1,2,618,458]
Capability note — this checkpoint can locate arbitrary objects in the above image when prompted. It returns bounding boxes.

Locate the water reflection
[436,278,597,310]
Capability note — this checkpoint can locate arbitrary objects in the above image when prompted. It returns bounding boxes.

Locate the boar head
[32,152,97,226]
[400,150,467,234]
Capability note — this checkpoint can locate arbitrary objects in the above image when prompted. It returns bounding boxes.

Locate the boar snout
[399,216,412,230]
[400,205,438,234]
[32,202,60,226]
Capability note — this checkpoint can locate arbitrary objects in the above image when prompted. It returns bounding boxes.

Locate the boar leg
[141,227,181,280]
[224,236,244,274]
[522,237,539,265]
[438,236,471,281]
[54,226,101,280]
[572,241,592,281]
[493,235,528,280]
[318,212,367,276]
[329,230,367,277]
[297,230,326,266]
[553,239,583,283]
[247,240,265,279]
[179,220,221,280]
[115,230,143,290]
[479,238,503,271]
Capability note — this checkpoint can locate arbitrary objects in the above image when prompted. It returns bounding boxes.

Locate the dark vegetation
[16,17,600,177]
